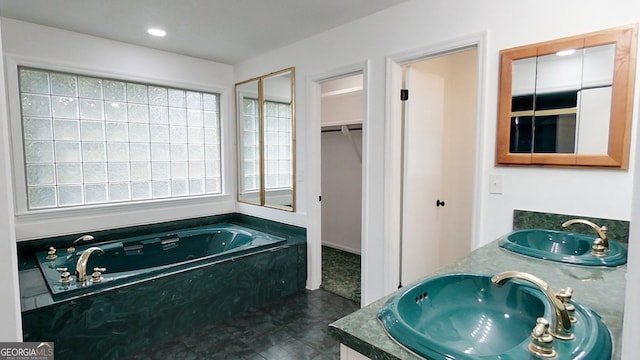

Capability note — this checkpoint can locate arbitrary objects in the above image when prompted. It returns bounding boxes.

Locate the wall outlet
[489,174,503,194]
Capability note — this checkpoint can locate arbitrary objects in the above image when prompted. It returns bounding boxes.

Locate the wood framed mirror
[235,67,295,211]
[496,24,637,168]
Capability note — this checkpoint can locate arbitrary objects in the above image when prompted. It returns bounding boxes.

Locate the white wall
[234,0,640,333]
[1,2,639,355]
[0,17,236,338]
[320,77,363,254]
[321,92,363,126]
[0,20,22,342]
[623,110,640,358]
[321,129,362,253]
[0,18,236,240]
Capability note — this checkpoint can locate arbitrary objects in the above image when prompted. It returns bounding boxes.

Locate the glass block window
[240,99,292,191]
[263,101,292,189]
[240,98,260,191]
[19,67,222,210]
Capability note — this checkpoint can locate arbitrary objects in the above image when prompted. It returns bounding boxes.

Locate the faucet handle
[532,317,551,337]
[55,267,72,283]
[556,287,573,300]
[556,287,577,323]
[46,247,58,260]
[91,267,106,282]
[591,238,607,257]
[528,317,556,358]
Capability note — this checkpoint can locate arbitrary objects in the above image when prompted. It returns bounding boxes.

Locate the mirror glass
[235,68,295,211]
[497,25,637,168]
[263,71,294,209]
[236,79,261,205]
[510,44,615,155]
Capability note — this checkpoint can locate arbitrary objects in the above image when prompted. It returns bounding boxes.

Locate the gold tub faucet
[75,246,104,282]
[67,234,95,253]
[561,219,608,248]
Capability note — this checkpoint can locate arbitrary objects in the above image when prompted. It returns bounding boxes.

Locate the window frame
[6,55,233,226]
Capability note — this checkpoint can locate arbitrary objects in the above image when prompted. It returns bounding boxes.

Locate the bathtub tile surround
[513,209,630,243]
[18,213,306,360]
[125,289,359,359]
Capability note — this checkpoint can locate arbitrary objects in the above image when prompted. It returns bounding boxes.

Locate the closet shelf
[321,119,362,128]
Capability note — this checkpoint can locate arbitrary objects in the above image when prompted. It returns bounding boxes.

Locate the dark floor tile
[196,338,258,359]
[253,344,291,360]
[124,341,198,360]
[312,353,338,360]
[321,246,361,303]
[296,323,340,352]
[278,339,324,360]
[243,353,269,360]
[125,289,356,360]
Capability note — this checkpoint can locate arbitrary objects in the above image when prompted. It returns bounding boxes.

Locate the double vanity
[329,216,628,359]
[327,22,636,359]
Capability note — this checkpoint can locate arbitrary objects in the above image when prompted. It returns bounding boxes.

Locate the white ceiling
[0,0,408,65]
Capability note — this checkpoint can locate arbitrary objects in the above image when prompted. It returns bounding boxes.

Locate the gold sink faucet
[75,246,104,282]
[492,271,574,340]
[562,218,608,249]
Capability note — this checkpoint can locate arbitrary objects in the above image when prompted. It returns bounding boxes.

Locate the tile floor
[125,289,360,360]
[320,246,361,304]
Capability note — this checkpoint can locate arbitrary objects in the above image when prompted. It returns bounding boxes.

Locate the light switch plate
[489,174,503,194]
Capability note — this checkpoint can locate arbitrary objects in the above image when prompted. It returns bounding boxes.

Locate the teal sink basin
[498,229,627,267]
[378,273,612,359]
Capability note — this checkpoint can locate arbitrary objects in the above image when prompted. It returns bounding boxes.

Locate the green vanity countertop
[328,239,627,360]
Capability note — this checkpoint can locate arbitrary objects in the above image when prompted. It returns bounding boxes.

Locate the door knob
[436,200,445,207]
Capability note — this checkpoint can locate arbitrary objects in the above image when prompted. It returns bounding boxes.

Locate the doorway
[319,73,364,303]
[400,48,478,285]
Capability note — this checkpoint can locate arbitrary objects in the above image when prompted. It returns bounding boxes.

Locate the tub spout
[75,246,104,282]
[491,271,574,340]
[67,234,95,253]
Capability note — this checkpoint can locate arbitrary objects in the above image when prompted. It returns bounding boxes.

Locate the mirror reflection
[235,67,295,211]
[496,25,637,168]
[263,71,294,209]
[510,44,615,155]
[236,79,261,205]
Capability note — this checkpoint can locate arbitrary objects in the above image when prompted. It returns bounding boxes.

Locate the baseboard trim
[322,241,361,255]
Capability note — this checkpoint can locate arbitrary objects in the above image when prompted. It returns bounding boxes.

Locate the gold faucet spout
[562,218,608,248]
[75,246,104,282]
[491,271,573,340]
[67,234,95,253]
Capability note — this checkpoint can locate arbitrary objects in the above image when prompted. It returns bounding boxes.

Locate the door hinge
[318,195,322,202]
[400,89,409,101]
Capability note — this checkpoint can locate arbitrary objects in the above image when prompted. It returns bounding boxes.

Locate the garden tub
[35,223,286,300]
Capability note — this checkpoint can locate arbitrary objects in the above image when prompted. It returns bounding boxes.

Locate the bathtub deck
[124,289,359,360]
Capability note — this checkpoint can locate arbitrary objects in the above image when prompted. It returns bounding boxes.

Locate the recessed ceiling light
[147,28,167,37]
[556,49,576,57]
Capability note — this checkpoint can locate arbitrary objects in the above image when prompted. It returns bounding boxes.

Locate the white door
[401,64,445,285]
